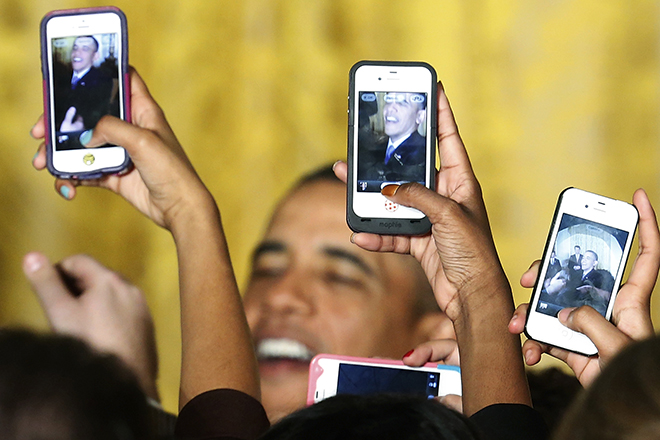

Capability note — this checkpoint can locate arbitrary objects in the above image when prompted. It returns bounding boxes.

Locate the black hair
[0,328,152,440]
[554,335,660,440]
[294,164,341,188]
[260,394,482,440]
[74,35,100,52]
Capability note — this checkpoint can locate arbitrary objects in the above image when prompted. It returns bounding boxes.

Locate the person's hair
[527,367,581,432]
[259,393,481,440]
[553,335,660,440]
[575,246,581,251]
[74,35,100,52]
[0,328,152,440]
[585,250,598,262]
[290,164,440,316]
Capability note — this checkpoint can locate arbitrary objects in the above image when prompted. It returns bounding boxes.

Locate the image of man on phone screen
[358,92,427,189]
[53,35,117,149]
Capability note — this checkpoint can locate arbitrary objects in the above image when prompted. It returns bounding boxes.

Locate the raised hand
[509,189,660,387]
[23,252,159,400]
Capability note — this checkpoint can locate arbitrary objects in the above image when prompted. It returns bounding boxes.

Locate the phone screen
[337,363,440,399]
[535,213,629,318]
[49,32,121,151]
[356,91,428,193]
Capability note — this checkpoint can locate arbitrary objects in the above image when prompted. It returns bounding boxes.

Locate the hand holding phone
[524,188,640,356]
[509,189,659,386]
[347,61,437,235]
[41,7,130,179]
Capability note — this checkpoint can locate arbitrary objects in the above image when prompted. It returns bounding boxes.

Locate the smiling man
[55,35,115,143]
[382,92,426,166]
[242,166,452,421]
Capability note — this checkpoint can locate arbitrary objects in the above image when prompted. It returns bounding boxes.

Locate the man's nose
[261,268,314,316]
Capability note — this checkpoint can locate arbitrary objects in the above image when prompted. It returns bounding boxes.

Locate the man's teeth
[386,116,398,122]
[257,338,314,361]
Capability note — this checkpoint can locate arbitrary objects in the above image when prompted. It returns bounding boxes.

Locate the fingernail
[332,160,341,171]
[24,253,44,273]
[59,186,71,199]
[403,349,414,358]
[509,313,518,326]
[524,349,533,364]
[33,149,39,162]
[381,184,400,197]
[557,307,575,323]
[349,233,356,244]
[79,129,93,146]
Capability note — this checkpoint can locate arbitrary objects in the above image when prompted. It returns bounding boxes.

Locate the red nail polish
[403,349,414,358]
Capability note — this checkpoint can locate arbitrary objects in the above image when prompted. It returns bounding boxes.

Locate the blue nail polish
[79,129,93,146]
[33,151,39,161]
[60,186,71,199]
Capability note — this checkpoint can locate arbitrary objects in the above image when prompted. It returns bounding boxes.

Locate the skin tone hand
[402,339,462,413]
[508,188,660,387]
[32,67,210,230]
[334,83,531,415]
[22,252,159,401]
[31,68,259,409]
[59,106,84,133]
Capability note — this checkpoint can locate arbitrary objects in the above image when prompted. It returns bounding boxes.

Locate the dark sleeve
[175,389,270,440]
[469,404,549,440]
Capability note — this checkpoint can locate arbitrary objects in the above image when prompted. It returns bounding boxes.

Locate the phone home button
[83,154,95,166]
[561,329,572,339]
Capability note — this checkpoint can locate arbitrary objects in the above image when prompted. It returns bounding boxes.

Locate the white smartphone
[307,354,461,405]
[347,61,437,235]
[41,7,130,179]
[524,188,639,355]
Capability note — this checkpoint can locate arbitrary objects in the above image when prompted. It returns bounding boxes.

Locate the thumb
[557,306,630,357]
[381,182,450,220]
[23,252,76,323]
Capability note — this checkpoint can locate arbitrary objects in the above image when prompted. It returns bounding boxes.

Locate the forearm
[170,193,260,410]
[452,272,531,416]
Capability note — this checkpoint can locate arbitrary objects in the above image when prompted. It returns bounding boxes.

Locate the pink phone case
[306,353,459,405]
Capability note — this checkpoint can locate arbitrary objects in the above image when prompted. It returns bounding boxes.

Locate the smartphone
[307,354,461,405]
[347,61,437,235]
[41,7,130,179]
[524,188,639,355]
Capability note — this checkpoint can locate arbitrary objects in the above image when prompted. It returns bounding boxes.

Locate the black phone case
[346,60,436,235]
[40,7,131,180]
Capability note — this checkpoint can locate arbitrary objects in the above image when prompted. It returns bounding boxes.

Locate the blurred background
[1,0,658,412]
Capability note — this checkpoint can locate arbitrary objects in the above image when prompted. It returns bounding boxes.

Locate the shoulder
[470,404,549,440]
[175,389,270,440]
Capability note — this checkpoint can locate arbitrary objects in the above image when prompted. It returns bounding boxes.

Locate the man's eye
[251,266,285,279]
[324,272,363,287]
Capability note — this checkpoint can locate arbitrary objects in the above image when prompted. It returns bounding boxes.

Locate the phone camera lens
[378,77,382,81]
[585,205,589,208]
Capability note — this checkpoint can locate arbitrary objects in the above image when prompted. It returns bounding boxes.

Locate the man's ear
[416,109,426,126]
[413,311,455,343]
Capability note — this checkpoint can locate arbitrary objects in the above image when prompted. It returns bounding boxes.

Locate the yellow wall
[0,0,658,412]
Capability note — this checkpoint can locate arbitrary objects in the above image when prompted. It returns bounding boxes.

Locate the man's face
[382,93,424,142]
[243,180,428,421]
[71,37,98,73]
[574,247,581,256]
[581,251,598,271]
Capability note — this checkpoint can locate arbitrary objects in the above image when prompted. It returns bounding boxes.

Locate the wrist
[167,188,221,241]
